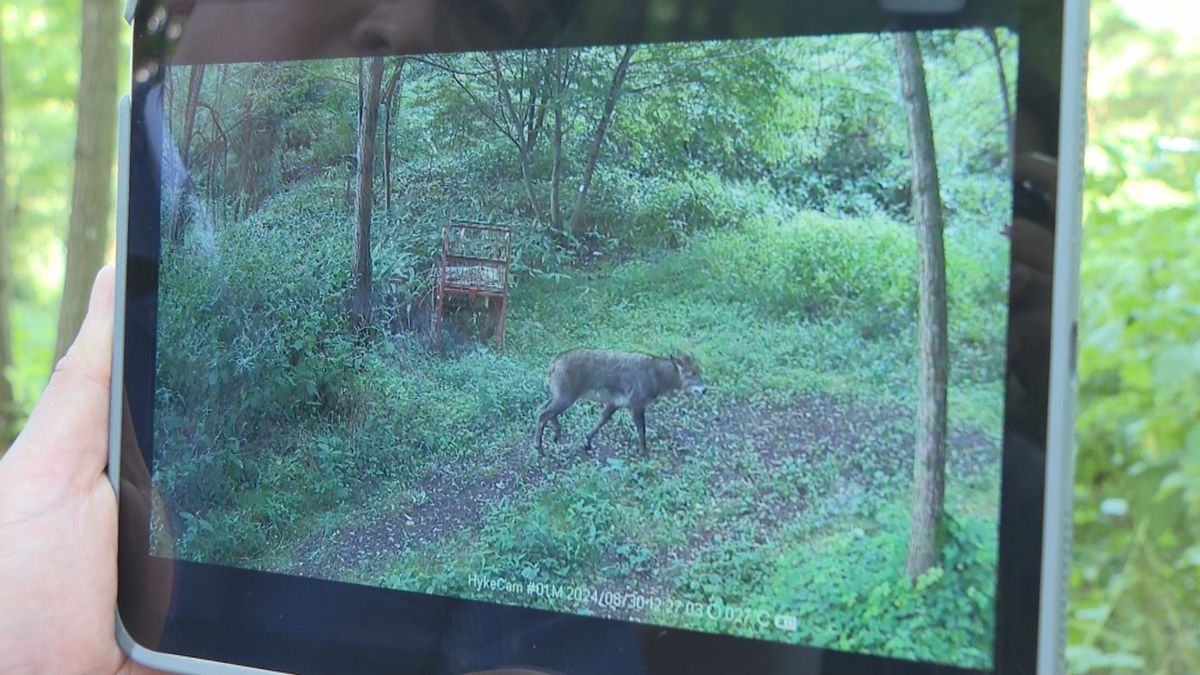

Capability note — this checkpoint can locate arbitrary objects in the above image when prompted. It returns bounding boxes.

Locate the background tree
[0,21,14,447]
[437,50,556,226]
[382,58,406,214]
[0,1,95,437]
[565,45,634,238]
[170,63,205,244]
[351,56,384,329]
[983,28,1015,156]
[545,49,578,234]
[179,64,207,169]
[894,31,949,580]
[53,0,119,364]
[431,44,638,244]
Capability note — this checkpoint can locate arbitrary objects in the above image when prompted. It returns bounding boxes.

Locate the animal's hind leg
[632,407,648,453]
[584,404,618,451]
[535,396,574,453]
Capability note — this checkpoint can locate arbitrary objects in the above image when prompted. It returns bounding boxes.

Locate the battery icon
[774,614,798,632]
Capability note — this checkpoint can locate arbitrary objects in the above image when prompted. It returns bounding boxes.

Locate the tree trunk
[351,57,384,330]
[357,59,364,124]
[550,102,564,232]
[984,28,1015,158]
[517,144,544,224]
[490,54,546,225]
[381,58,406,215]
[567,45,635,238]
[54,0,119,365]
[180,64,206,168]
[894,32,949,581]
[0,23,15,446]
[384,100,392,215]
[171,63,205,244]
[549,51,566,234]
[210,65,230,226]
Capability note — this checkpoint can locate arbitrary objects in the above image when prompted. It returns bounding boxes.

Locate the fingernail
[87,265,115,318]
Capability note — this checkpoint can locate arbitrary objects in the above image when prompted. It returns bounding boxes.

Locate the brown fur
[534,348,705,455]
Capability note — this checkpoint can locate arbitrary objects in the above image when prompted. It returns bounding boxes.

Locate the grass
[151,193,1008,670]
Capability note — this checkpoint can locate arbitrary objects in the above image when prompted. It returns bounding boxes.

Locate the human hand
[0,266,161,674]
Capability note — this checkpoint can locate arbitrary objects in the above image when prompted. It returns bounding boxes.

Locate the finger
[5,266,116,491]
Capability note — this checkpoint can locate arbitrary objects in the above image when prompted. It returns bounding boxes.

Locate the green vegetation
[1066,3,1200,673]
[0,2,130,433]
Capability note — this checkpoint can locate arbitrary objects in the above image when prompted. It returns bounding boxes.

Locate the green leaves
[3,0,134,418]
[1068,2,1200,671]
[1066,646,1147,674]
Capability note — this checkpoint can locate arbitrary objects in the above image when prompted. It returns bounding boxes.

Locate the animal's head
[671,352,706,398]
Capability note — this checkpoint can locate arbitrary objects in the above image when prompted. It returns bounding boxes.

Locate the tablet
[111,1,1088,673]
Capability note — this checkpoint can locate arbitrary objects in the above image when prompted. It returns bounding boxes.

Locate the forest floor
[286,388,998,591]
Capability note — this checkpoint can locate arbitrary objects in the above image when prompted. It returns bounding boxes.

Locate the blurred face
[172,0,550,63]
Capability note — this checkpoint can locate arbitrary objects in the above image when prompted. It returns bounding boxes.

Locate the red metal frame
[433,220,513,352]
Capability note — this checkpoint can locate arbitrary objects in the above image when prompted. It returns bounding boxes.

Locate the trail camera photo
[151,28,1017,670]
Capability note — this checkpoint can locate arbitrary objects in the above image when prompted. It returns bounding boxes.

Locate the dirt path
[581,394,996,612]
[287,392,998,581]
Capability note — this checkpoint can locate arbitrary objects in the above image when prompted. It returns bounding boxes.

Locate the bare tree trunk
[351,57,384,329]
[54,0,119,365]
[357,59,365,124]
[894,32,949,581]
[549,51,566,234]
[489,54,547,225]
[567,45,635,238]
[984,28,1015,157]
[180,64,206,167]
[210,65,229,226]
[550,103,564,231]
[381,58,405,215]
[517,145,544,224]
[170,63,205,244]
[384,103,392,214]
[0,24,15,446]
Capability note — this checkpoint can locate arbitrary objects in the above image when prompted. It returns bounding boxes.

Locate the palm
[0,268,160,674]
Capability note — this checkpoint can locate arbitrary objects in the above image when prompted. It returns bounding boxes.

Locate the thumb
[3,266,116,492]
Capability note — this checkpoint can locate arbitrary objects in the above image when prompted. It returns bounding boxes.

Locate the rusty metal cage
[433,220,512,351]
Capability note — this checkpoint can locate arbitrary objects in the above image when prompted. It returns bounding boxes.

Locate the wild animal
[534,348,706,455]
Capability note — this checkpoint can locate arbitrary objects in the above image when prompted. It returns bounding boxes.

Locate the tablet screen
[136,7,1023,672]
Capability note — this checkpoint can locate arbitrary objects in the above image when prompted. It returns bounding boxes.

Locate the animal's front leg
[584,404,618,451]
[632,407,647,453]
